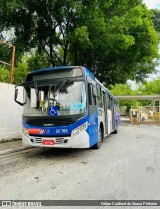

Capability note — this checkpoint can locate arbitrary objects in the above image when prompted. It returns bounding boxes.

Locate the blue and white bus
[15,66,120,149]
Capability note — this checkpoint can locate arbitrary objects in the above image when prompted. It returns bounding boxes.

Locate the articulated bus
[15,66,120,149]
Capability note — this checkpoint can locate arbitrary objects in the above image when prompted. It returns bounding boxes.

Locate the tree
[0,67,10,83]
[0,43,12,65]
[0,0,159,85]
[138,77,160,95]
[136,77,160,105]
[13,52,51,83]
[13,60,29,84]
[110,78,160,108]
[0,0,91,66]
[26,52,51,71]
[151,9,160,33]
[110,83,138,108]
[90,2,159,85]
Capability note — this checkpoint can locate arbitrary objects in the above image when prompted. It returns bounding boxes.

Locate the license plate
[42,140,55,145]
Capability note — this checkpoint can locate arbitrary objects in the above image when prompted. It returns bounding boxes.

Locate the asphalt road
[0,120,160,209]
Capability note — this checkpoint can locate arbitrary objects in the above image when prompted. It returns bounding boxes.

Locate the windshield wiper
[54,79,68,96]
[48,79,68,105]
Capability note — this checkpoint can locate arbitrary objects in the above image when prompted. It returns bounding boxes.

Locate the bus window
[107,94,111,110]
[114,101,116,112]
[117,103,120,112]
[88,83,96,105]
[110,97,114,110]
[97,85,103,108]
[114,101,119,112]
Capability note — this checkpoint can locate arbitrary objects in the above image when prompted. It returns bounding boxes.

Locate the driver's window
[88,83,96,105]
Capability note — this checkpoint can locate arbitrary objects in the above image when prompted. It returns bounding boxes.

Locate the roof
[30,66,80,74]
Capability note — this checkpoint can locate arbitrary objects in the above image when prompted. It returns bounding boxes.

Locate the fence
[130,106,160,124]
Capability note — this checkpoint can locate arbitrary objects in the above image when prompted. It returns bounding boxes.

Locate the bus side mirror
[14,85,27,106]
[15,89,18,100]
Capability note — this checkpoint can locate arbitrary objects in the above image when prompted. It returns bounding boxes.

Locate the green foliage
[138,77,160,95]
[0,0,159,85]
[72,26,91,50]
[26,52,51,71]
[110,77,160,108]
[136,77,160,105]
[13,51,51,84]
[0,67,10,83]
[110,84,135,95]
[110,83,138,108]
[151,9,160,33]
[0,44,12,64]
[13,61,28,84]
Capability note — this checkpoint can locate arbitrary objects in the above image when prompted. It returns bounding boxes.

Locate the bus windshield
[23,81,87,117]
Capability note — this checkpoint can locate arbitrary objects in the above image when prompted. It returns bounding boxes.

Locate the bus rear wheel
[112,121,118,134]
[93,127,103,149]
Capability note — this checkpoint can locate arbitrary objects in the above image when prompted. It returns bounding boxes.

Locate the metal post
[0,39,15,84]
[9,46,15,84]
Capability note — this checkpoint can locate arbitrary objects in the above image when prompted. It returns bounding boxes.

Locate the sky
[143,0,160,9]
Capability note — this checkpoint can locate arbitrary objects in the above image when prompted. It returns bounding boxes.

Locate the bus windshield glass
[23,81,86,116]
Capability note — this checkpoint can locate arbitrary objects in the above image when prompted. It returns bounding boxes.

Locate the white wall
[0,82,23,141]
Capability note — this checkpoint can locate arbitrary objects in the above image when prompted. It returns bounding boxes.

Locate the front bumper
[22,130,90,148]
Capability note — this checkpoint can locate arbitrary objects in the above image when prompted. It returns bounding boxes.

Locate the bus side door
[102,91,108,135]
[87,81,98,147]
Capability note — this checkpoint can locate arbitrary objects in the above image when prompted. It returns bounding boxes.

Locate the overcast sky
[143,0,160,9]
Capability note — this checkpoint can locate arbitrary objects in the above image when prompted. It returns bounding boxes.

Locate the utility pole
[0,40,15,84]
[9,46,15,84]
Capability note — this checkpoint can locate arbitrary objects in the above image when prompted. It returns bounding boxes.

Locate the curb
[0,147,32,155]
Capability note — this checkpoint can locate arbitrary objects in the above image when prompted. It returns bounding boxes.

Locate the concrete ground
[0,120,160,209]
[0,140,22,152]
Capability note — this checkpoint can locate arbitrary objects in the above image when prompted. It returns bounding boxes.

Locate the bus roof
[30,66,80,74]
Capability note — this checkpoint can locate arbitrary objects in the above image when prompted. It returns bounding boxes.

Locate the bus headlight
[22,126,29,137]
[72,127,79,136]
[72,122,88,137]
[79,123,87,131]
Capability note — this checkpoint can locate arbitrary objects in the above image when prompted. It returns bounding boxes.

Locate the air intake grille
[23,116,77,126]
[33,137,67,144]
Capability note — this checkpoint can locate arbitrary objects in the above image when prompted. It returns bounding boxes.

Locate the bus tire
[92,127,103,149]
[113,129,118,134]
[113,121,118,134]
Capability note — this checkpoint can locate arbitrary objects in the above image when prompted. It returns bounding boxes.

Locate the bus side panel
[107,109,112,134]
[88,106,99,147]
